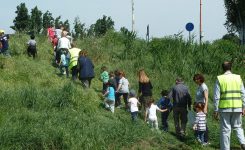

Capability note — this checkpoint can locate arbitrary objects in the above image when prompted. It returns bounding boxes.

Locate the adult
[56,32,71,64]
[68,42,81,80]
[168,77,192,138]
[47,25,55,42]
[138,69,153,118]
[193,74,209,144]
[115,71,129,109]
[213,61,245,150]
[0,30,9,56]
[77,50,95,88]
[55,25,64,39]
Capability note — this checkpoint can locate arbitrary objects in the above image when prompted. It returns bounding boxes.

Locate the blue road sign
[186,23,194,31]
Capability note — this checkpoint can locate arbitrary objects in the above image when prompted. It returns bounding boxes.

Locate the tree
[54,16,63,29]
[224,0,245,44]
[42,10,54,34]
[63,19,70,32]
[30,6,42,34]
[73,17,86,39]
[11,3,30,32]
[93,15,114,36]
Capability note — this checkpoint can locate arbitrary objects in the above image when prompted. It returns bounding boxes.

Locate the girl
[128,89,140,121]
[103,82,115,113]
[193,102,207,145]
[116,71,129,109]
[145,99,168,130]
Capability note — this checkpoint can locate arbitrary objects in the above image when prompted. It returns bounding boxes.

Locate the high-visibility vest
[68,48,81,70]
[217,74,242,109]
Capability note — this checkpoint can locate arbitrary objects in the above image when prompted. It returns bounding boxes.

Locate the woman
[193,73,209,144]
[115,71,129,109]
[138,69,153,117]
[77,50,94,88]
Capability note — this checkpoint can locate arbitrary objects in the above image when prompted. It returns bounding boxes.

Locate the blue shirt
[157,96,172,110]
[0,35,9,50]
[107,87,115,101]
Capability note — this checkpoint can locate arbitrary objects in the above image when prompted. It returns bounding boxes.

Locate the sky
[0,0,227,42]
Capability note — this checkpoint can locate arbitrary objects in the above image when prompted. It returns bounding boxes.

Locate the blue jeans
[196,131,205,143]
[131,111,138,121]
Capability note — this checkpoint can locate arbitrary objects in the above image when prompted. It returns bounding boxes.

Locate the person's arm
[144,109,148,122]
[213,80,220,120]
[204,90,208,114]
[156,105,167,112]
[103,89,109,97]
[241,81,245,115]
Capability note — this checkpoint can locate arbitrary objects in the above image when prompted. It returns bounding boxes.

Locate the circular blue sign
[185,23,194,31]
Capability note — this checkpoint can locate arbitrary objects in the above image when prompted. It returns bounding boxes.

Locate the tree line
[10,3,118,39]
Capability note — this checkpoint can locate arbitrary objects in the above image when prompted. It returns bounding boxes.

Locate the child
[27,35,37,58]
[103,81,115,113]
[157,90,173,132]
[145,99,168,130]
[59,50,69,78]
[108,71,117,91]
[100,66,109,94]
[193,102,207,145]
[128,89,140,121]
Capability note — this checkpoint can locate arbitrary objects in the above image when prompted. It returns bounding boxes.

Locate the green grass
[0,32,244,149]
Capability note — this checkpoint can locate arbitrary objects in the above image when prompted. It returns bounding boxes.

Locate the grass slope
[0,33,244,150]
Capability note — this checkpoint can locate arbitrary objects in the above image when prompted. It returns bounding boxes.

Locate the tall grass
[0,32,244,149]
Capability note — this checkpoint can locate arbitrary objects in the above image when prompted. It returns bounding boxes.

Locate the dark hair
[30,35,35,39]
[222,61,232,72]
[101,66,107,71]
[176,77,183,83]
[195,102,205,111]
[109,71,115,77]
[193,74,205,83]
[161,90,169,97]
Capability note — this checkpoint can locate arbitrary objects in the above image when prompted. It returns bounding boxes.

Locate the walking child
[103,81,115,113]
[157,90,173,132]
[128,89,140,121]
[59,50,69,78]
[100,66,109,94]
[145,99,168,130]
[27,35,37,58]
[193,102,207,145]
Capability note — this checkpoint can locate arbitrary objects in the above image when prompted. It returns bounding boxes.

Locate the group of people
[100,62,245,150]
[44,26,245,149]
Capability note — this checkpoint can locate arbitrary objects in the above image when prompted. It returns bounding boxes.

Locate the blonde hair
[138,69,150,83]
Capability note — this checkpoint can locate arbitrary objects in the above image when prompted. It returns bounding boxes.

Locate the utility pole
[132,0,135,32]
[199,0,203,44]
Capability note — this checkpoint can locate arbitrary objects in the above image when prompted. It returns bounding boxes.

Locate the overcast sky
[0,0,227,41]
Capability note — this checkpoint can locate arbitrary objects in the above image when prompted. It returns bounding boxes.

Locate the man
[168,77,192,138]
[68,42,81,80]
[214,61,245,150]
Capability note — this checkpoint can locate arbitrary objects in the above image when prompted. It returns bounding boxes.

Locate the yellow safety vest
[68,48,81,70]
[217,74,242,109]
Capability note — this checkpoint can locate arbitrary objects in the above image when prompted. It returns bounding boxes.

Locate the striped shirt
[194,112,206,131]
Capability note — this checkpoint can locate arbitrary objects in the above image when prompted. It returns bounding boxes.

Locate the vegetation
[224,0,245,44]
[0,31,244,149]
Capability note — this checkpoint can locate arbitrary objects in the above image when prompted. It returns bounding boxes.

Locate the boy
[128,89,140,121]
[27,35,37,58]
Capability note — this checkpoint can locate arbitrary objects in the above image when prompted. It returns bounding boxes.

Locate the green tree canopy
[30,6,43,34]
[11,3,30,32]
[73,17,86,39]
[42,10,54,34]
[224,0,245,44]
[93,15,114,36]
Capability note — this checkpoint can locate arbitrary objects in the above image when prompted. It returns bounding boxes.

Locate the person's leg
[231,112,245,145]
[204,126,209,143]
[104,99,109,109]
[220,112,232,150]
[110,101,115,113]
[116,93,122,107]
[173,108,181,136]
[180,108,188,136]
[65,66,69,78]
[81,79,89,88]
[71,66,78,80]
[154,118,159,129]
[162,111,169,131]
[122,93,129,109]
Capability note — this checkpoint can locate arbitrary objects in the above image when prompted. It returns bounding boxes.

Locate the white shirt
[147,104,160,120]
[118,77,129,93]
[57,37,71,49]
[128,97,139,112]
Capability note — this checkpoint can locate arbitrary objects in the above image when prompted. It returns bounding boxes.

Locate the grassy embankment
[0,32,244,149]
